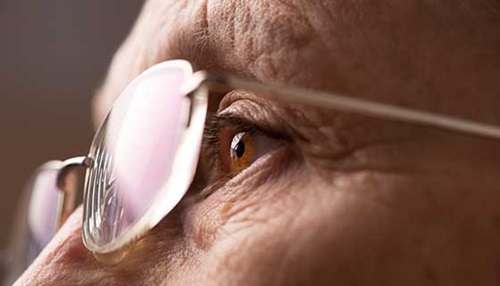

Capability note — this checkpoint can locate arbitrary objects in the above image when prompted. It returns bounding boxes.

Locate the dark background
[0,0,143,260]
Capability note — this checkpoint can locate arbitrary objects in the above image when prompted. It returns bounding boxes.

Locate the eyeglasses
[6,59,500,280]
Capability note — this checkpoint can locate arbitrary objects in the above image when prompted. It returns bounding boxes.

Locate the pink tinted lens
[26,166,61,264]
[84,62,191,249]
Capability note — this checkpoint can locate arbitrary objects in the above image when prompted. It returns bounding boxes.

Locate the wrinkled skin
[15,0,500,285]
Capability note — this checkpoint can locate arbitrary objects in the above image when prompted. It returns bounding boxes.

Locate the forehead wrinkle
[94,0,500,131]
[204,1,318,81]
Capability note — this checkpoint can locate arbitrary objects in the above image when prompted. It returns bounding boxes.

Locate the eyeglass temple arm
[55,156,93,229]
[196,72,500,140]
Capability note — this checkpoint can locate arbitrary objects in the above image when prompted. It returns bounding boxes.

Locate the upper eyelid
[217,111,292,139]
[205,113,287,141]
[203,115,253,148]
[218,95,308,142]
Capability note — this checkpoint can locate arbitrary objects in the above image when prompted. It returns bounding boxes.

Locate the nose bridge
[14,207,97,286]
[55,156,92,229]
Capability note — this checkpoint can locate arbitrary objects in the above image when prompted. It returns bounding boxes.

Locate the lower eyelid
[253,133,281,158]
[201,145,292,199]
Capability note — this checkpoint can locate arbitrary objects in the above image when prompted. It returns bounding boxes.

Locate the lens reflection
[84,62,192,250]
[26,165,61,265]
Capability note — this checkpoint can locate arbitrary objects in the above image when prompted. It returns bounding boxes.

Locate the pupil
[235,141,245,158]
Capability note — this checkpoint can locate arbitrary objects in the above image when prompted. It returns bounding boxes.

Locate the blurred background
[0,0,143,276]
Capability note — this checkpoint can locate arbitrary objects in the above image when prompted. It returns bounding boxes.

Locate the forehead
[93,0,500,126]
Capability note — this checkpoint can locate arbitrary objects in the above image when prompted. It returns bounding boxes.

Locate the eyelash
[202,113,289,185]
[203,115,259,177]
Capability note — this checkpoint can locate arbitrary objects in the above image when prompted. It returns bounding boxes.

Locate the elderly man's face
[16,0,500,285]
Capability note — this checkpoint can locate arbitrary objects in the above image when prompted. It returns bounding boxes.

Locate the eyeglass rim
[3,159,69,283]
[22,58,500,264]
[82,68,210,262]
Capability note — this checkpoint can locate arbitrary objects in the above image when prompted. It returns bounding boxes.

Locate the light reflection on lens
[83,62,192,250]
[26,165,61,265]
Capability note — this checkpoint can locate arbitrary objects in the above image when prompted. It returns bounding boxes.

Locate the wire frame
[10,59,500,268]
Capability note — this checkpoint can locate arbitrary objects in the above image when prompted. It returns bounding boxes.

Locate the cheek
[185,170,456,285]
[184,163,325,285]
[185,148,302,249]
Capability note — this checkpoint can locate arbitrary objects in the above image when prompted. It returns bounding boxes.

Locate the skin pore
[16,0,500,285]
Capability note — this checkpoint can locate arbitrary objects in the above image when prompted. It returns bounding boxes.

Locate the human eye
[202,114,285,184]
